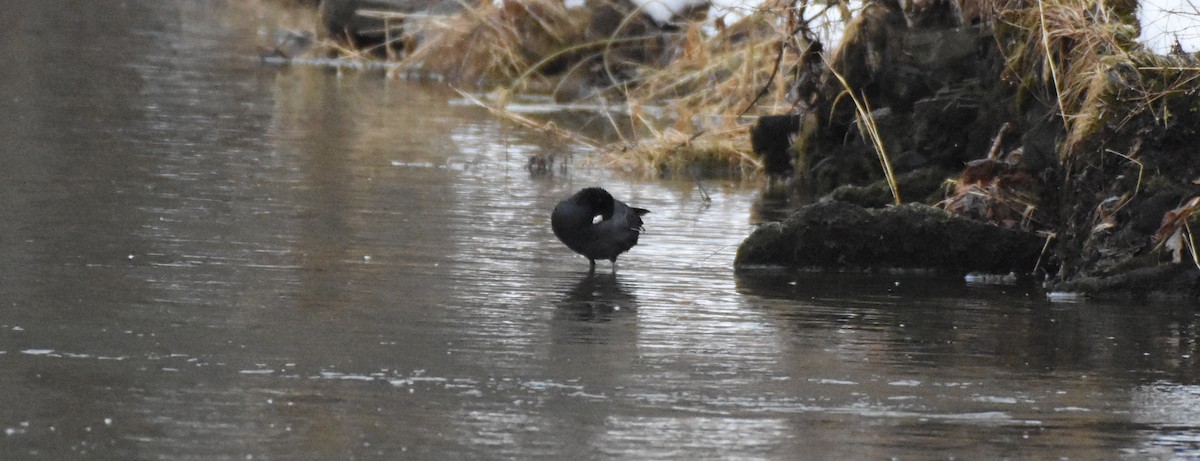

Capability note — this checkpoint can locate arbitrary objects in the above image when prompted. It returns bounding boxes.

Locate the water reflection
[554,271,638,324]
[2,1,1200,460]
[1132,382,1200,458]
[735,270,1200,457]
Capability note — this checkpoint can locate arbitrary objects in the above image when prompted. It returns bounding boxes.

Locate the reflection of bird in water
[554,271,638,324]
[551,187,650,270]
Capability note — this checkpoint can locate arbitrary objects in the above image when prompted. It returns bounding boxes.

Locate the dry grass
[264,0,1200,179]
[997,0,1200,161]
[994,0,1200,268]
[584,0,826,175]
[396,0,587,88]
[375,0,778,177]
[999,0,1136,159]
[824,58,900,204]
[297,0,847,177]
[472,0,826,176]
[599,125,760,176]
[629,1,813,117]
[1154,196,1200,267]
[452,86,759,176]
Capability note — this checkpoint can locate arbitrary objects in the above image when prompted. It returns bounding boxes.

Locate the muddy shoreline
[740,0,1200,299]
[265,0,1200,298]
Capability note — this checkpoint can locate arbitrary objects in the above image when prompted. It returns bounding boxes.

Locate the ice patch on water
[19,349,127,361]
[973,396,1018,404]
[523,380,584,391]
[1047,291,1086,303]
[315,371,377,381]
[964,272,1018,286]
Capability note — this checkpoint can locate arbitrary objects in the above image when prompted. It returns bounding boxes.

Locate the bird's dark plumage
[551,187,649,268]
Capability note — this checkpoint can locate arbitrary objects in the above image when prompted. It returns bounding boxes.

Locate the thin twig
[986,122,1012,160]
[1187,220,1200,270]
[737,0,806,117]
[1032,231,1056,274]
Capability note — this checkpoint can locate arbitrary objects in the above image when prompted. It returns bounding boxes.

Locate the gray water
[1,1,1199,459]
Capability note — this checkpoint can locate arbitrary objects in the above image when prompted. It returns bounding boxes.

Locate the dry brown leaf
[1153,196,1200,247]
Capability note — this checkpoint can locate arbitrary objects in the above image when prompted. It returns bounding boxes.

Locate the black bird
[551,187,650,269]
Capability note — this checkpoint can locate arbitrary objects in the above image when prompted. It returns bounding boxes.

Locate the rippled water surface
[2,1,1200,459]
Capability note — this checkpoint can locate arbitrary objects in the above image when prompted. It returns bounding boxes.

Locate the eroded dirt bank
[742,0,1200,298]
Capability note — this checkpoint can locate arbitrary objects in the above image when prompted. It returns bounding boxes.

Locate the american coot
[552,187,650,269]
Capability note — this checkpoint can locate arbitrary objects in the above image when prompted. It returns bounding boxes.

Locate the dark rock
[1048,264,1200,299]
[1019,107,1062,179]
[791,24,1007,194]
[743,0,1200,297]
[890,150,929,173]
[550,0,707,101]
[828,0,910,111]
[905,90,981,167]
[750,114,802,176]
[734,201,1044,274]
[808,144,878,192]
[585,0,665,63]
[905,0,963,29]
[906,27,980,86]
[826,167,948,208]
[778,0,1021,192]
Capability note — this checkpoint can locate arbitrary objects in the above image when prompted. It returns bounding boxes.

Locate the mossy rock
[735,201,1044,274]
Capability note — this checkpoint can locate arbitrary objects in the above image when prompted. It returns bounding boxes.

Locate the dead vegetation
[258,0,1200,293]
[990,0,1200,282]
[995,0,1197,161]
[398,0,587,88]
[269,0,1200,181]
[292,0,845,177]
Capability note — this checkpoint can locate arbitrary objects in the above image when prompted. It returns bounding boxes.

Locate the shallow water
[1,1,1199,459]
